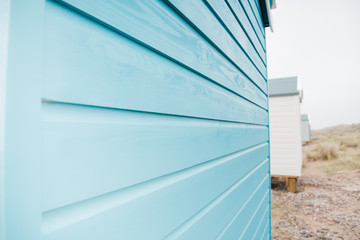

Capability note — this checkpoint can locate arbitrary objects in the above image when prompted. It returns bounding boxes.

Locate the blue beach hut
[0,0,275,239]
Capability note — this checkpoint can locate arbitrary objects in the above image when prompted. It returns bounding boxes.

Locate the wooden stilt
[287,177,297,193]
[271,175,299,193]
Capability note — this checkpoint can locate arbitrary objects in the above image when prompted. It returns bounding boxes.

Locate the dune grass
[303,123,360,174]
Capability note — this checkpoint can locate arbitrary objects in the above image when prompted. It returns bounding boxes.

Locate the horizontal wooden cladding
[269,106,300,113]
[247,0,265,37]
[269,95,299,103]
[41,102,269,212]
[269,100,300,108]
[270,129,301,135]
[253,0,262,13]
[205,0,266,64]
[271,151,301,158]
[238,193,269,240]
[270,116,300,122]
[47,0,268,99]
[216,181,269,239]
[271,160,299,167]
[270,136,300,143]
[239,0,265,44]
[42,128,269,239]
[261,222,270,240]
[165,0,267,87]
[226,0,265,52]
[271,166,300,173]
[271,167,301,177]
[163,168,269,239]
[271,141,301,148]
[43,160,269,237]
[271,159,301,165]
[270,122,300,129]
[270,146,300,154]
[269,107,300,114]
[43,1,268,124]
[270,130,300,137]
[252,205,270,240]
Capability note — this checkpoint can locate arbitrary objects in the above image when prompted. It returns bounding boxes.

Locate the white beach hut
[269,77,303,192]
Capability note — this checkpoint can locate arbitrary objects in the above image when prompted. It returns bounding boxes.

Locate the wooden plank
[41,102,270,211]
[217,187,270,239]
[260,220,270,240]
[43,1,268,116]
[271,175,299,179]
[287,177,297,193]
[271,166,301,177]
[251,205,270,240]
[240,0,265,40]
[271,176,298,193]
[248,0,265,36]
[226,0,265,51]
[163,170,270,239]
[253,0,262,17]
[49,0,268,99]
[42,147,269,239]
[166,0,267,86]
[269,148,301,154]
[205,0,266,64]
[240,194,269,239]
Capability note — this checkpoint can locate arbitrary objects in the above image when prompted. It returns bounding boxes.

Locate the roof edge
[259,0,275,32]
[301,114,309,121]
[269,92,300,97]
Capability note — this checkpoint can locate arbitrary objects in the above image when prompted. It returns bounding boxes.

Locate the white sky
[266,0,360,129]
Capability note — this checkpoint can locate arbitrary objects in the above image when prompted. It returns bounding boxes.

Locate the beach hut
[0,0,275,239]
[301,114,311,143]
[269,76,303,192]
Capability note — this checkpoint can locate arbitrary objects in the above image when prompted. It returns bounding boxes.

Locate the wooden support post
[271,175,299,193]
[287,177,297,193]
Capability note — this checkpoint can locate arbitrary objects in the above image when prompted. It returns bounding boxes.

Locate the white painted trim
[271,0,277,9]
[265,0,274,32]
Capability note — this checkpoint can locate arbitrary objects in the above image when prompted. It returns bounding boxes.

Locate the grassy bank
[303,123,360,174]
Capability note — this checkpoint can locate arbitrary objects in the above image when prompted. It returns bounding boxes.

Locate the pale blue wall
[301,114,310,142]
[302,120,311,142]
[1,0,270,239]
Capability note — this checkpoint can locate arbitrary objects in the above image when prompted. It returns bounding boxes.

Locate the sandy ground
[271,162,360,239]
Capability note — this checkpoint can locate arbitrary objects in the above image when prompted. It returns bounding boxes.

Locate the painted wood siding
[0,0,270,239]
[269,95,302,177]
[301,120,311,142]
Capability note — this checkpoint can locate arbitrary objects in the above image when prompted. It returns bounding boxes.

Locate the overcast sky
[266,0,360,129]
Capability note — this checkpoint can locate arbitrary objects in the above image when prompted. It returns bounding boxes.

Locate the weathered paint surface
[0,0,270,239]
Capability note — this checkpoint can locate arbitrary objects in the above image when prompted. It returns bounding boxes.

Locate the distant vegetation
[303,124,360,174]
